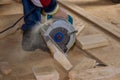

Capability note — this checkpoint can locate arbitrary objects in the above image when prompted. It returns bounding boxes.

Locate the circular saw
[39,19,77,54]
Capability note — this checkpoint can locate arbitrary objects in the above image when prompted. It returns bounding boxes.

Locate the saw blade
[49,27,70,53]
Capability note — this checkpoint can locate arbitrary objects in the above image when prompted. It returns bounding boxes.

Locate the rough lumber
[78,34,109,49]
[32,66,59,80]
[70,66,120,80]
[58,1,120,39]
[0,0,12,5]
[0,3,23,16]
[46,40,73,70]
[69,57,96,80]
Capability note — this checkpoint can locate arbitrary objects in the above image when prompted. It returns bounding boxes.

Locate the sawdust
[21,23,48,52]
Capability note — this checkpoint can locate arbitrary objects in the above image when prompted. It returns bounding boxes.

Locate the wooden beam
[58,1,120,39]
[69,66,120,80]
[46,40,73,70]
[78,34,109,49]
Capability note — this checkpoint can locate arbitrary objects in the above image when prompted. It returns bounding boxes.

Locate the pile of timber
[0,0,23,39]
[0,0,120,80]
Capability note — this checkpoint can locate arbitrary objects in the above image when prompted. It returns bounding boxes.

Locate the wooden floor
[0,0,120,80]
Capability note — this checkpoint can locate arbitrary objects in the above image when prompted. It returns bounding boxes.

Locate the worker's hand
[47,8,73,25]
[53,8,68,20]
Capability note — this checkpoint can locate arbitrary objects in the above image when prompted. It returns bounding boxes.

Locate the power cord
[0,7,37,34]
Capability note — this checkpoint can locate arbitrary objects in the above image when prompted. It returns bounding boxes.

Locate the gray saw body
[39,19,76,54]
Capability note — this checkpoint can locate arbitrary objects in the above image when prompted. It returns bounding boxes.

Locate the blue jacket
[22,0,58,31]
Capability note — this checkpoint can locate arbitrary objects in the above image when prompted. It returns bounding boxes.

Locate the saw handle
[47,15,73,25]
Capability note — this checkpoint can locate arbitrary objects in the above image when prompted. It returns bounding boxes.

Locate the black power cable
[0,7,37,34]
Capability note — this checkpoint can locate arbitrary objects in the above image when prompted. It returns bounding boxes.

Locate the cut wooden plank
[46,40,73,70]
[70,66,120,80]
[70,57,96,71]
[0,3,23,16]
[78,34,109,49]
[32,66,59,80]
[0,0,12,5]
[69,57,96,80]
[58,1,120,39]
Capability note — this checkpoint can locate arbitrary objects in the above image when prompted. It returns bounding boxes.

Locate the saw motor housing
[39,19,76,54]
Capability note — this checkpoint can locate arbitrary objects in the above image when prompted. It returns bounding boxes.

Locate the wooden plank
[0,14,23,39]
[0,0,12,5]
[0,3,23,16]
[70,57,96,71]
[46,40,73,70]
[78,34,109,49]
[69,57,96,80]
[0,3,23,39]
[32,66,59,80]
[70,66,120,80]
[58,1,120,39]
